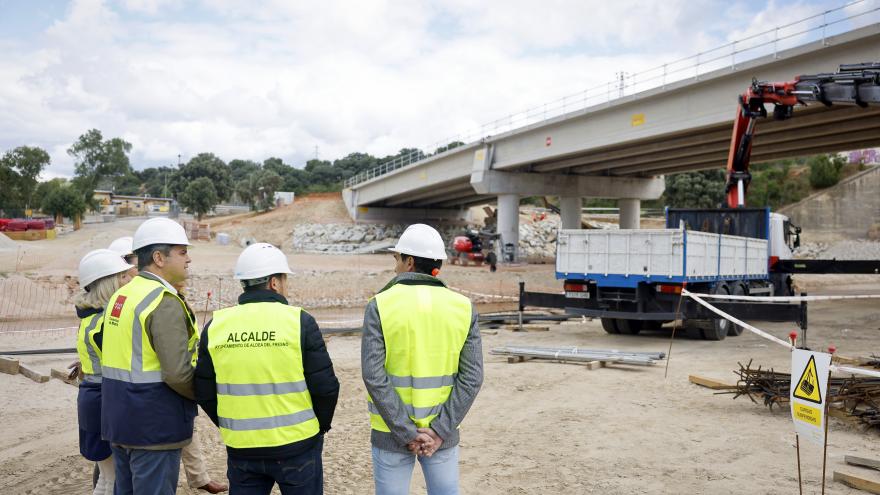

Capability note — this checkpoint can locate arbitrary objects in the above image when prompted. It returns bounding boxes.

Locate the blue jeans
[227,439,323,495]
[371,446,459,495]
[111,445,181,495]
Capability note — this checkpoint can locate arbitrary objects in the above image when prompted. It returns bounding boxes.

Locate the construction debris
[491,345,664,366]
[0,356,20,375]
[712,360,880,431]
[688,375,737,390]
[833,471,880,494]
[18,363,49,383]
[847,456,880,472]
[50,368,77,386]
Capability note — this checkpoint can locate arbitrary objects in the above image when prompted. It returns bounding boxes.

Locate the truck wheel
[701,284,729,341]
[616,319,642,335]
[727,284,746,336]
[600,318,619,334]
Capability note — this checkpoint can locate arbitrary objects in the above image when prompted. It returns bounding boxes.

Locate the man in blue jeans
[362,224,484,494]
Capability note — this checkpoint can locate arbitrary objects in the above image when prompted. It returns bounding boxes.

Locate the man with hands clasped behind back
[362,224,483,495]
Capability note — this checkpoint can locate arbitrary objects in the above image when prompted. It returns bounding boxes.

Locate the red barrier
[26,220,46,230]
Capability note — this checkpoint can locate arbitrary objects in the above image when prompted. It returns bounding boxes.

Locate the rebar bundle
[725,359,880,431]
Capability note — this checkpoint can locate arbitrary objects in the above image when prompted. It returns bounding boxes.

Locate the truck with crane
[523,63,880,340]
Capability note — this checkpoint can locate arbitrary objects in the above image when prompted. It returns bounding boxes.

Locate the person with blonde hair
[74,249,135,495]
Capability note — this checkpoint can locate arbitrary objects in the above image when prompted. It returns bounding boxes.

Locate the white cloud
[0,0,846,179]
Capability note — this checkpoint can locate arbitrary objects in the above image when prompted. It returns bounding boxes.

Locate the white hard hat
[79,249,135,288]
[108,236,134,256]
[132,218,190,251]
[234,243,293,280]
[389,224,448,260]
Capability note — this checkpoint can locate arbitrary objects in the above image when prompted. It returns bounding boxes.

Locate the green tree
[40,182,87,223]
[0,146,50,211]
[170,153,233,201]
[237,170,283,211]
[332,152,377,180]
[229,159,261,183]
[178,177,219,221]
[434,141,465,154]
[663,170,726,208]
[136,166,176,198]
[808,154,845,188]
[67,129,133,206]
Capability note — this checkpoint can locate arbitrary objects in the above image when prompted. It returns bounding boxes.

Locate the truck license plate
[566,291,590,299]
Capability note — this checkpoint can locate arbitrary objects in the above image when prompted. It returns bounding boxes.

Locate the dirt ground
[1,214,879,494]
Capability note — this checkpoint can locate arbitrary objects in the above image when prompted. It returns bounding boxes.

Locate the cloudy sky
[0,0,852,178]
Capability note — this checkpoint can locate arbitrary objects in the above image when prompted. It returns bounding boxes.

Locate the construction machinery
[449,229,499,271]
[521,63,880,340]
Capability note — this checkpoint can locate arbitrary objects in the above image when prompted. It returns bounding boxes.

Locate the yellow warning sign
[631,113,645,127]
[792,403,822,427]
[793,355,822,404]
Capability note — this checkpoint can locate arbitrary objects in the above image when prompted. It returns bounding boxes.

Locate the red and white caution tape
[682,289,880,379]
[683,289,793,349]
[448,285,517,301]
[0,326,78,335]
[686,293,880,303]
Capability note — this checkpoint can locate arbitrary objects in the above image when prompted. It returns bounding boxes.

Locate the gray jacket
[361,272,483,454]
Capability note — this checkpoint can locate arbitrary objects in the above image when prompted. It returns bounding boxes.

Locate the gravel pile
[795,240,880,260]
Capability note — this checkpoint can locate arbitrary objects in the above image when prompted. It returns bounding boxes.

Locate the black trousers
[227,438,323,495]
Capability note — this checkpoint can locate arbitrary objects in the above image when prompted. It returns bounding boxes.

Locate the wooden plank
[834,354,867,365]
[847,456,880,472]
[18,364,49,383]
[689,375,737,390]
[0,356,20,375]
[50,368,78,386]
[501,324,550,332]
[834,471,880,494]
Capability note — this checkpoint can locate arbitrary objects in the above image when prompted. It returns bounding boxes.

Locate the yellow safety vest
[368,283,471,432]
[208,302,320,449]
[76,311,103,383]
[102,275,197,384]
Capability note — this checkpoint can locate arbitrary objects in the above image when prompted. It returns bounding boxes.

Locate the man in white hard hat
[101,217,199,495]
[362,224,483,495]
[194,243,339,494]
[108,235,227,494]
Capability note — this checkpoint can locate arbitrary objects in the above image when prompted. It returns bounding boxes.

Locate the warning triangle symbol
[793,355,823,404]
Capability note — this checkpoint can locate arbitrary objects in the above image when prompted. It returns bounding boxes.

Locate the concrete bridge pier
[618,198,641,229]
[497,194,520,263]
[559,196,582,230]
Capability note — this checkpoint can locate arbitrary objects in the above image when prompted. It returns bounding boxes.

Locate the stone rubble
[288,213,619,260]
[794,240,880,260]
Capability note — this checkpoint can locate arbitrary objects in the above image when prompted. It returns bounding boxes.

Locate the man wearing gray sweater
[361,224,483,495]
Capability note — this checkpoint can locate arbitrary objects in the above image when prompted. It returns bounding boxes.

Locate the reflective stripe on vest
[368,283,471,432]
[76,312,103,380]
[102,276,196,383]
[208,302,319,449]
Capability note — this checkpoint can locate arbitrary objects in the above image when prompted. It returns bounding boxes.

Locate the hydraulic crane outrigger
[725,62,880,208]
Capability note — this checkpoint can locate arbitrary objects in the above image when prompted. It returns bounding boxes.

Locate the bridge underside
[367,105,880,209]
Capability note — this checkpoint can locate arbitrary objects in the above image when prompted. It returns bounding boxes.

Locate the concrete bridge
[344,17,880,261]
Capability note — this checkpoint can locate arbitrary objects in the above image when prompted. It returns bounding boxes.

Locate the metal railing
[344,0,880,189]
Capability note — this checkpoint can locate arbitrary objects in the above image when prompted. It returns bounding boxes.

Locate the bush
[808,154,845,188]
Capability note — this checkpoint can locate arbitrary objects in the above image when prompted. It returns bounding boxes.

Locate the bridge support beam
[497,194,520,263]
[559,196,582,230]
[619,198,640,229]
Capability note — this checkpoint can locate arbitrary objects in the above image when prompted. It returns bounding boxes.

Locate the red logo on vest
[111,295,127,318]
